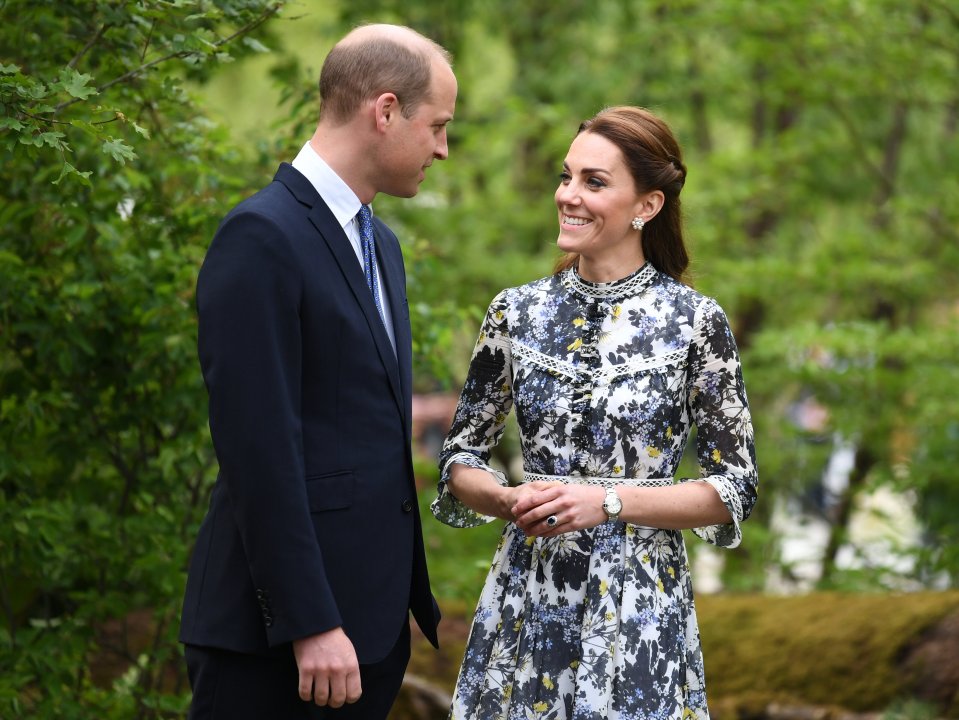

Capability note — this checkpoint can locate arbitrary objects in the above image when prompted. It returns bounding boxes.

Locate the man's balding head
[318,24,452,125]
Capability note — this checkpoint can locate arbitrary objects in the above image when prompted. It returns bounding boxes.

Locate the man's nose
[434,129,449,160]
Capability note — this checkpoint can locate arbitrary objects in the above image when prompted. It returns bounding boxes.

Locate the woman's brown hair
[554,106,690,285]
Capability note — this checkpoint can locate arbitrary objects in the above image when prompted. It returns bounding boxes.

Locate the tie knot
[358,204,372,226]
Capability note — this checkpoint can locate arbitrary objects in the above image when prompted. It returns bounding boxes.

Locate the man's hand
[292,626,362,707]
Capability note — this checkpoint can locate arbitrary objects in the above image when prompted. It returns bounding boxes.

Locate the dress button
[401,499,413,513]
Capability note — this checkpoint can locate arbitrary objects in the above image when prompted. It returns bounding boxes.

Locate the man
[179,24,457,719]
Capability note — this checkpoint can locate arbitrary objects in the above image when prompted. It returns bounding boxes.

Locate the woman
[432,106,758,720]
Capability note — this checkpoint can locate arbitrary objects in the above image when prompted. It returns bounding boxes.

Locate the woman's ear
[634,189,666,224]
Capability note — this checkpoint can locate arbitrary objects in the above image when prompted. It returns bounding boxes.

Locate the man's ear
[374,92,399,133]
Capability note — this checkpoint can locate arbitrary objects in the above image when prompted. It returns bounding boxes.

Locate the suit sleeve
[197,210,341,645]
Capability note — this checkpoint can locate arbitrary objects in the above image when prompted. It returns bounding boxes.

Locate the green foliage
[1,1,283,717]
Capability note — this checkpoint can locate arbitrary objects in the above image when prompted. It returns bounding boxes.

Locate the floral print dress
[432,263,758,720]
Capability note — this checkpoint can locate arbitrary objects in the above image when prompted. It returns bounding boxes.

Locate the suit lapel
[374,224,413,429]
[274,165,406,419]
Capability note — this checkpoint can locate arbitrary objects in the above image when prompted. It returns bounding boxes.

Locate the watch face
[604,491,622,514]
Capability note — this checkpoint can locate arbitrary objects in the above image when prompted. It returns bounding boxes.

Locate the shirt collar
[290,142,366,230]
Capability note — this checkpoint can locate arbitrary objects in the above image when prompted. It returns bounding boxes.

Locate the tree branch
[67,22,111,70]
[873,102,909,226]
[55,3,283,112]
[0,561,17,647]
[141,18,157,63]
[825,96,895,198]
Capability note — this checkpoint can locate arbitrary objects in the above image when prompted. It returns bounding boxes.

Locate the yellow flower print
[657,578,665,593]
[646,446,661,458]
[504,684,512,700]
[569,660,580,669]
[712,448,722,463]
[666,427,673,439]
[599,580,608,596]
[642,553,650,563]
[494,310,504,320]
[605,611,615,621]
[573,317,585,327]
[611,304,622,321]
[667,566,676,578]
[542,675,554,690]
[613,465,622,474]
[567,337,583,352]
[533,701,549,713]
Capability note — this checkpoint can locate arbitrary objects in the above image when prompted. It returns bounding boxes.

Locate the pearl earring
[631,217,645,231]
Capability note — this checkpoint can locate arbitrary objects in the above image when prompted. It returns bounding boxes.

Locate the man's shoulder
[228,169,303,218]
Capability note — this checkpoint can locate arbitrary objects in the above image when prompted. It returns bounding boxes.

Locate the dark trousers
[184,623,411,720]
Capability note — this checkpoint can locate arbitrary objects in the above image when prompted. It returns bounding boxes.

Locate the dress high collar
[563,262,657,300]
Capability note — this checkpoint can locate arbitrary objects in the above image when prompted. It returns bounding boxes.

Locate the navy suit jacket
[179,164,440,663]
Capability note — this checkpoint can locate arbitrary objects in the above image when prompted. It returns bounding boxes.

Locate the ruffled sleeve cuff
[682,475,744,549]
[430,452,508,528]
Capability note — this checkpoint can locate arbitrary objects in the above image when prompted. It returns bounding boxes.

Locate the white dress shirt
[291,142,396,352]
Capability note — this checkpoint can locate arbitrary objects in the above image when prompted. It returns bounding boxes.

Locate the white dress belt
[521,471,672,488]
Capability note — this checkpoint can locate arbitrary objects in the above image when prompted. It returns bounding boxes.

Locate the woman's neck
[576,251,647,283]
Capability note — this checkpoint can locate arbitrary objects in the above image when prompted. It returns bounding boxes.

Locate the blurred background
[2,0,958,718]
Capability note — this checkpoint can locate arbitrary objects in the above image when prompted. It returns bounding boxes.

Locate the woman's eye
[586,177,605,189]
[559,171,571,182]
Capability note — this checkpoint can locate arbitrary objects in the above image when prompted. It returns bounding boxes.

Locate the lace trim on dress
[561,263,657,300]
[522,471,671,488]
[512,341,579,380]
[512,339,688,384]
[683,475,745,548]
[594,347,688,385]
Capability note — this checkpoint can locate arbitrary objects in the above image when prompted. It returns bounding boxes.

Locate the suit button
[401,499,413,513]
[263,614,274,627]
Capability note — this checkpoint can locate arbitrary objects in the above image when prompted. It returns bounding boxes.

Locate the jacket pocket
[305,470,355,512]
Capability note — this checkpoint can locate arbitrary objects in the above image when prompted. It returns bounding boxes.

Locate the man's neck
[308,127,375,205]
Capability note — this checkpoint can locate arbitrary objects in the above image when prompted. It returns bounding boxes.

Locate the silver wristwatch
[602,487,623,522]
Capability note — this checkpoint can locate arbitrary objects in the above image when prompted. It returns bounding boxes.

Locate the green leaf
[0,250,24,266]
[58,67,97,100]
[131,121,151,139]
[38,131,66,149]
[101,137,137,164]
[242,37,270,53]
[52,162,93,187]
[0,63,20,74]
[0,116,25,131]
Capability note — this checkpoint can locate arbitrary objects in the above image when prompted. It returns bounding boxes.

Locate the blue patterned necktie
[357,204,385,324]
